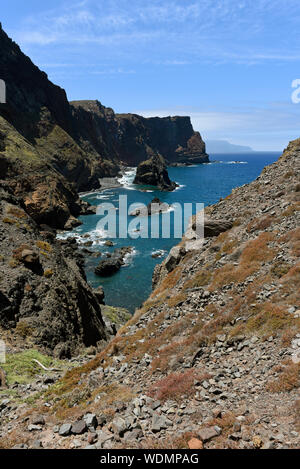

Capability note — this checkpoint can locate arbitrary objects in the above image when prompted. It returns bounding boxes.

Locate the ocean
[58,152,281,313]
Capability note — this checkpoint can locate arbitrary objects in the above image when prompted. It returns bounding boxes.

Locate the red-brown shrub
[148,370,196,402]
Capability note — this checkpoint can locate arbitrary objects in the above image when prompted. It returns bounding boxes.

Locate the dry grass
[7,206,26,219]
[15,321,33,339]
[210,232,276,289]
[240,232,275,263]
[281,328,298,347]
[294,400,300,431]
[43,268,54,278]
[282,202,300,217]
[238,301,300,339]
[167,293,187,307]
[2,217,16,225]
[279,228,300,243]
[183,269,212,289]
[221,239,238,254]
[148,369,197,402]
[206,412,236,435]
[154,265,183,296]
[36,240,52,252]
[271,261,291,278]
[283,170,294,179]
[246,216,274,233]
[267,360,300,392]
[151,340,187,373]
[54,382,134,421]
[279,228,300,258]
[210,263,256,289]
[12,244,30,261]
[0,432,29,450]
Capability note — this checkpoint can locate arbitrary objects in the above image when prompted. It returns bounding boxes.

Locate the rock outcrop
[133,155,177,191]
[129,198,169,217]
[94,247,133,276]
[0,183,107,356]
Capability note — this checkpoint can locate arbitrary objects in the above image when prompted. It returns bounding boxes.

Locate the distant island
[206,139,254,153]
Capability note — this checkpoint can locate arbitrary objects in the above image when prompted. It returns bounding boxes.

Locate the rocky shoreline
[0,140,299,450]
[0,21,299,451]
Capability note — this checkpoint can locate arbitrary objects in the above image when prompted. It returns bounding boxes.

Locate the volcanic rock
[133,155,177,191]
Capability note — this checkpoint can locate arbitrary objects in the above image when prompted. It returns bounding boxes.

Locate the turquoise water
[59,152,281,312]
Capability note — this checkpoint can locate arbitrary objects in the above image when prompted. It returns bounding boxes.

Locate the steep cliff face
[0,182,108,357]
[71,101,208,167]
[125,114,208,165]
[0,25,113,228]
[0,24,208,229]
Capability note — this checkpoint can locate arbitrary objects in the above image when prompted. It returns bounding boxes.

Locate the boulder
[20,249,39,265]
[94,258,122,276]
[71,420,88,435]
[151,414,172,433]
[123,429,144,441]
[192,218,233,238]
[104,240,114,247]
[198,426,220,443]
[83,413,98,430]
[64,216,83,231]
[111,416,128,436]
[130,198,169,217]
[58,424,72,436]
[188,438,204,449]
[31,415,46,426]
[165,246,186,272]
[95,247,132,277]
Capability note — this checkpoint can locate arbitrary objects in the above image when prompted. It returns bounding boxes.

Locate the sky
[2,0,300,150]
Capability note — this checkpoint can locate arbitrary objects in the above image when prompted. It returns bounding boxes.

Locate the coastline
[78,177,122,197]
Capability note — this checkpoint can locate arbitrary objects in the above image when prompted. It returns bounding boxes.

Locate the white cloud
[8,0,300,64]
[135,104,300,150]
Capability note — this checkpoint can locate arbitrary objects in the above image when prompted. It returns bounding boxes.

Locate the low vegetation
[1,350,63,386]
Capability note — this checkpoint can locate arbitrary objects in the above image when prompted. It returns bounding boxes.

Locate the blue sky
[2,0,300,150]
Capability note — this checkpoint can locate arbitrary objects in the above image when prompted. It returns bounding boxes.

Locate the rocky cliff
[0,181,108,357]
[0,24,207,230]
[1,140,298,449]
[113,113,208,166]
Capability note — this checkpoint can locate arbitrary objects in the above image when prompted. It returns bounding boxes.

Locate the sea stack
[133,154,177,191]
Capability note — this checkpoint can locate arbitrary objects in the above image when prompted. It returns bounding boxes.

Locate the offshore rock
[133,154,177,191]
[95,247,133,277]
